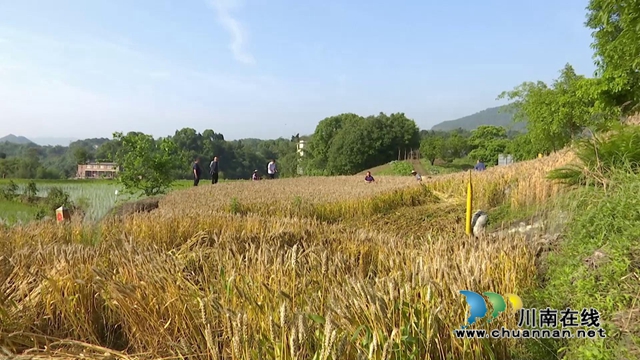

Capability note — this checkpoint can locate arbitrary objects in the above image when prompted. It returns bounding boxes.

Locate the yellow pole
[465,170,473,235]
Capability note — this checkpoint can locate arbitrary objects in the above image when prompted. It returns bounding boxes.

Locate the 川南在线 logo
[457,290,523,329]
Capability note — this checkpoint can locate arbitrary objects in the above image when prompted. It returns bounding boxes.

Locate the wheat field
[0,151,576,359]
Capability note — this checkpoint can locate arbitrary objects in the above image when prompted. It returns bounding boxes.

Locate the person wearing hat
[411,170,422,181]
[252,170,261,181]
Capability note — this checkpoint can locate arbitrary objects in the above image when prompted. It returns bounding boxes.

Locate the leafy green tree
[307,113,363,172]
[95,140,122,161]
[112,131,180,197]
[376,112,421,160]
[326,117,369,175]
[441,132,469,161]
[467,125,510,165]
[498,64,611,153]
[586,0,640,114]
[506,133,542,161]
[420,132,445,165]
[73,147,91,164]
[307,112,420,175]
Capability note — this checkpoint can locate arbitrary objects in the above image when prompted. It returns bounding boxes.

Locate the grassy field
[0,179,196,224]
[360,158,476,177]
[2,149,636,359]
[0,200,40,224]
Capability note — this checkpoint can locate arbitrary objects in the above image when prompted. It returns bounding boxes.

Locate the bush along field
[1,127,639,359]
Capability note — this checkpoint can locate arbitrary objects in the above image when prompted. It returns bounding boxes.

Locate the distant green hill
[0,134,34,145]
[431,105,525,131]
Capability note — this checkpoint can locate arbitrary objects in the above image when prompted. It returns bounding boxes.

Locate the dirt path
[409,159,429,176]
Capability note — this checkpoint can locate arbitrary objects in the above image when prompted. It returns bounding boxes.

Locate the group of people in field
[190,156,278,186]
[193,157,488,186]
[363,159,486,183]
[363,169,423,183]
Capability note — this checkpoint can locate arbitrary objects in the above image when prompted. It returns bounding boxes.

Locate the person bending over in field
[364,171,375,183]
[475,159,486,171]
[411,170,422,181]
[252,170,261,181]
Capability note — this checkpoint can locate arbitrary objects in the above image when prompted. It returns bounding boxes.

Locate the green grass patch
[366,158,476,177]
[375,161,415,175]
[519,171,640,360]
[0,178,198,223]
[0,200,41,225]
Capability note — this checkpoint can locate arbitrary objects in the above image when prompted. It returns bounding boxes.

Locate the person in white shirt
[267,159,277,179]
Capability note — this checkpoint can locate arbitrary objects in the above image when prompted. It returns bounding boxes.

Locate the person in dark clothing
[193,158,202,186]
[474,159,486,171]
[210,156,219,184]
[364,171,375,183]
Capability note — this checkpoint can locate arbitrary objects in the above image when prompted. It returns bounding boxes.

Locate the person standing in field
[267,159,277,179]
[210,156,219,184]
[193,158,202,186]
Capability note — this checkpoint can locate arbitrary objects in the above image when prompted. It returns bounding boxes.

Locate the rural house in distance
[76,162,119,179]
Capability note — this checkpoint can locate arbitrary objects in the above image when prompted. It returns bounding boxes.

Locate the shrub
[0,180,19,201]
[389,161,414,175]
[44,187,74,211]
[22,181,38,203]
[548,124,640,188]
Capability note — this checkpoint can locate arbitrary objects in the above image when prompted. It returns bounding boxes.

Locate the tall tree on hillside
[586,0,640,114]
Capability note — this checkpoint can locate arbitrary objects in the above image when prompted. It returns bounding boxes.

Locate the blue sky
[0,0,596,141]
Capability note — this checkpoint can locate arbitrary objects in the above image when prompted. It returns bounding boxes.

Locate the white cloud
[207,0,255,65]
[0,26,301,139]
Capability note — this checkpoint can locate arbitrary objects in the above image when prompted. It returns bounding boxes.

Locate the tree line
[1,0,636,195]
[0,131,303,181]
[0,112,538,185]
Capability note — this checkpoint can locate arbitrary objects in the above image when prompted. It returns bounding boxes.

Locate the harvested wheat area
[0,152,575,360]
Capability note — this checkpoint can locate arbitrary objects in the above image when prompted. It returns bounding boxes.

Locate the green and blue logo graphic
[458,290,523,328]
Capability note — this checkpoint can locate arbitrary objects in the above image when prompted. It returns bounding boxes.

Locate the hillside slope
[0,134,34,145]
[431,105,525,131]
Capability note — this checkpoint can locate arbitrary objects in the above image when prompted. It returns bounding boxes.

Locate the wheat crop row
[0,152,576,359]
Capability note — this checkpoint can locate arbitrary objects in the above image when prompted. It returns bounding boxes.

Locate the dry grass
[0,151,577,359]
[429,149,577,209]
[624,112,640,125]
